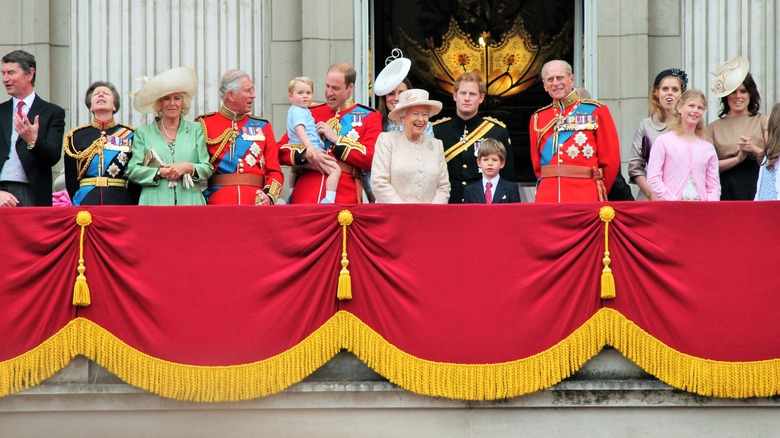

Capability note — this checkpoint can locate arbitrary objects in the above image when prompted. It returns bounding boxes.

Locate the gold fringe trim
[599,206,616,300]
[73,211,93,307]
[3,310,780,400]
[337,210,353,301]
[339,311,606,400]
[0,321,78,397]
[603,308,780,398]
[73,317,342,402]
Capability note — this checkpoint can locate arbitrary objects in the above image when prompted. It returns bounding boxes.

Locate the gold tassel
[73,211,93,307]
[337,210,354,300]
[599,206,616,300]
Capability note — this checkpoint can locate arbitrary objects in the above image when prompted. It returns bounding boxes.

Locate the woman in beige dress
[371,89,450,203]
[706,56,768,200]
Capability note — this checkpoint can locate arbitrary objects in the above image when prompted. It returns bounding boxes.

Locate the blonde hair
[477,138,507,162]
[761,103,780,170]
[288,76,314,94]
[153,92,193,116]
[668,89,707,137]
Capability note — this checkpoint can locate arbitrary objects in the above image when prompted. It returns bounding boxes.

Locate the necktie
[16,101,24,120]
[485,181,493,204]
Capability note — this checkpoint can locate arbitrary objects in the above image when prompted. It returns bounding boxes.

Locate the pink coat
[647,132,720,201]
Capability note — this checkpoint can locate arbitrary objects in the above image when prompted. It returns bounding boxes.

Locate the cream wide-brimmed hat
[387,89,442,124]
[711,56,750,98]
[374,52,411,96]
[132,67,198,114]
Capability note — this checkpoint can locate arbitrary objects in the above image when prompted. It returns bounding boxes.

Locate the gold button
[462,181,467,186]
[462,164,467,169]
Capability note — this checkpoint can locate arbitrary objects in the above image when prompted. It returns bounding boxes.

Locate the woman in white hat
[127,67,213,205]
[371,89,450,203]
[705,56,768,200]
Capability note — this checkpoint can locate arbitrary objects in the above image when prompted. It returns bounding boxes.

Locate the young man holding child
[463,138,520,203]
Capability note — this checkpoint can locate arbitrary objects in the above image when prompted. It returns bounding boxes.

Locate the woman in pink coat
[647,89,720,201]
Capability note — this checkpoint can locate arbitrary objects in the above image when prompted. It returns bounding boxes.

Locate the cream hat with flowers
[711,56,750,98]
[387,89,442,124]
[132,67,198,114]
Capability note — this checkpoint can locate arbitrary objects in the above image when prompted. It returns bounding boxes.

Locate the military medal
[351,113,364,127]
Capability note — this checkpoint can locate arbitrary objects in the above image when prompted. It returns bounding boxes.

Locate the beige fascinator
[711,56,750,98]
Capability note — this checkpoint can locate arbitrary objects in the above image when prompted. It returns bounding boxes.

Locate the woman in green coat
[127,67,213,205]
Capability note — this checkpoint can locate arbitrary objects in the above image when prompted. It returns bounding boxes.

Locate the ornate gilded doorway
[371,0,577,183]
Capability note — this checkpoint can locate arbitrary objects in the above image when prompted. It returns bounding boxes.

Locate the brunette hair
[377,77,412,126]
[328,63,357,87]
[718,72,761,118]
[668,89,707,137]
[760,103,780,170]
[477,138,507,162]
[85,81,121,114]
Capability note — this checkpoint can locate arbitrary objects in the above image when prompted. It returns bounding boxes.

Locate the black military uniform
[63,120,139,205]
[433,114,513,203]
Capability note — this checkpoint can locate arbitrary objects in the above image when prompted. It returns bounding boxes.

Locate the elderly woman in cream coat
[371,89,450,203]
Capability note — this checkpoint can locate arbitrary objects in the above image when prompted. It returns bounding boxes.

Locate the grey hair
[153,92,193,116]
[219,69,251,101]
[540,60,573,81]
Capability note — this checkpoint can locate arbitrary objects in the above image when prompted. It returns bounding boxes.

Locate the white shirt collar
[13,92,36,112]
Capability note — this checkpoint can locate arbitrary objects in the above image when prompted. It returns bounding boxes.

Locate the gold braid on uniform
[532,104,561,147]
[63,126,107,180]
[199,119,237,164]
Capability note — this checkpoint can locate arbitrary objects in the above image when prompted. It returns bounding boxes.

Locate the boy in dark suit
[463,138,521,204]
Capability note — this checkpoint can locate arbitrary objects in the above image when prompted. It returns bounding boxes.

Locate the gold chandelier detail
[400,16,571,99]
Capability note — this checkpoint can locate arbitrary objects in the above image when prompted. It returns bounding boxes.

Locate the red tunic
[279,100,380,204]
[197,111,283,205]
[529,94,621,202]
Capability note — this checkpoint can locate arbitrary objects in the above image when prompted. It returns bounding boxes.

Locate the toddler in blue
[287,77,340,203]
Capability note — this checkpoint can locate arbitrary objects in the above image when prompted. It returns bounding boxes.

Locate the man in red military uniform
[196,70,283,205]
[530,60,620,202]
[279,63,381,204]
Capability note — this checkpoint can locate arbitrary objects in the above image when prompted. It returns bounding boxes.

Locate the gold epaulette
[194,111,217,121]
[355,103,378,113]
[580,98,603,107]
[532,102,554,116]
[431,117,451,126]
[483,116,506,129]
[62,124,90,151]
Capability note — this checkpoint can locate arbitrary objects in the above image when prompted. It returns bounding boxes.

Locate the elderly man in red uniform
[279,63,381,203]
[196,70,283,205]
[530,60,620,202]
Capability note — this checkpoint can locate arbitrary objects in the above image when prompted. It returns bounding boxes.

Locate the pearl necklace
[160,118,178,143]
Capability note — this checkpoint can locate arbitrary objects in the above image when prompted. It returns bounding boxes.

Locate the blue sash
[324,107,368,148]
[540,103,598,166]
[216,118,268,175]
[73,132,134,206]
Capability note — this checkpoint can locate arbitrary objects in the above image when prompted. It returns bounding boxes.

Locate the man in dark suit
[463,138,521,204]
[0,50,65,206]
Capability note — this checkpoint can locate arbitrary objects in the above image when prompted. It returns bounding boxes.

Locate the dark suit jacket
[0,95,65,206]
[463,178,521,204]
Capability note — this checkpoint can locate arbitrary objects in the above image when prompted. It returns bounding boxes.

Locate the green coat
[127,119,213,205]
